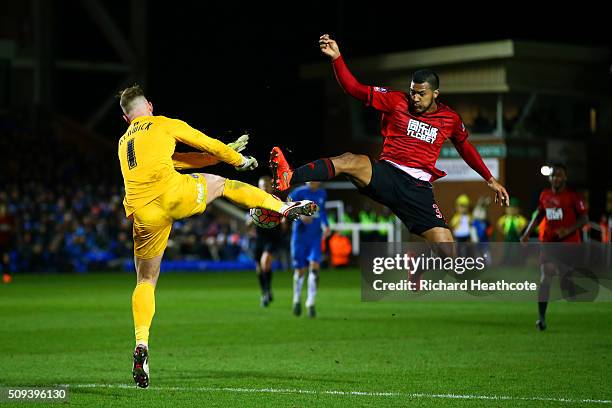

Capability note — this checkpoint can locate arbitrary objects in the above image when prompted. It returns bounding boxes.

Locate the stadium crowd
[0,182,264,273]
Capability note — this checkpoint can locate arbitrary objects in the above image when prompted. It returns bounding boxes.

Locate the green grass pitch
[1,269,611,407]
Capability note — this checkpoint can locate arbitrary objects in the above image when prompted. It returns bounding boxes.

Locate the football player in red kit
[521,164,588,330]
[270,34,509,243]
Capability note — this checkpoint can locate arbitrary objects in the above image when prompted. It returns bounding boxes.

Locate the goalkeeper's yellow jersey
[118,115,243,217]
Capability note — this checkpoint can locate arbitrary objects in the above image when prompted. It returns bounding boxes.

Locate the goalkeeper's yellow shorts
[132,173,207,259]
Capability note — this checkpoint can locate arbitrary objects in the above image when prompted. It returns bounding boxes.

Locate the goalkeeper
[117,85,318,388]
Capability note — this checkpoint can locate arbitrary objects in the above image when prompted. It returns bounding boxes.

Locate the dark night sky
[47,3,611,175]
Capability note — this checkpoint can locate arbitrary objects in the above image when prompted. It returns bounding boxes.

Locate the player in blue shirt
[289,182,330,318]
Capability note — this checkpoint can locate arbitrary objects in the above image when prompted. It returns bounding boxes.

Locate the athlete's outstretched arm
[167,119,255,170]
[172,134,250,170]
[320,34,369,101]
[452,138,492,180]
[452,138,509,206]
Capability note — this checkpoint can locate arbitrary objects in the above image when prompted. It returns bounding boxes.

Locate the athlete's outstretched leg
[202,173,318,219]
[270,147,372,191]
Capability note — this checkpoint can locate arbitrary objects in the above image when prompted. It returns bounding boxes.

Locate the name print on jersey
[407,119,438,144]
[127,121,153,137]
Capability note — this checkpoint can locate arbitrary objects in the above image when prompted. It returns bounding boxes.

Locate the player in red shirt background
[270,34,509,243]
[521,164,588,330]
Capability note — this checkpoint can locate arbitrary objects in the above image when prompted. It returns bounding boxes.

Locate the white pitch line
[69,384,612,405]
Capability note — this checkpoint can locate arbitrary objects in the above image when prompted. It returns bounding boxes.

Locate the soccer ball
[249,208,282,229]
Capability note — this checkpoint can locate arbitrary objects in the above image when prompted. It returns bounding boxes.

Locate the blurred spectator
[496,198,528,242]
[497,197,528,266]
[327,232,352,267]
[470,197,492,243]
[450,194,472,243]
[470,197,492,264]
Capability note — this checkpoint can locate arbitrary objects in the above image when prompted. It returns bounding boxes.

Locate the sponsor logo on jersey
[546,208,563,220]
[407,119,439,144]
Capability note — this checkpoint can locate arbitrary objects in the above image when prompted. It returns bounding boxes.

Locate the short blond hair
[118,84,146,113]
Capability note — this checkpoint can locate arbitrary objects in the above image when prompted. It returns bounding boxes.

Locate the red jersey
[368,88,467,180]
[538,188,587,242]
[331,56,492,182]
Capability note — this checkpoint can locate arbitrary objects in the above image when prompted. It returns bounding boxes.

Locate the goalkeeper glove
[236,155,258,171]
[227,134,249,153]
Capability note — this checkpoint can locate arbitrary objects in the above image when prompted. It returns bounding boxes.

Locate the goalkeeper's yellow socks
[222,179,283,213]
[132,281,155,347]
